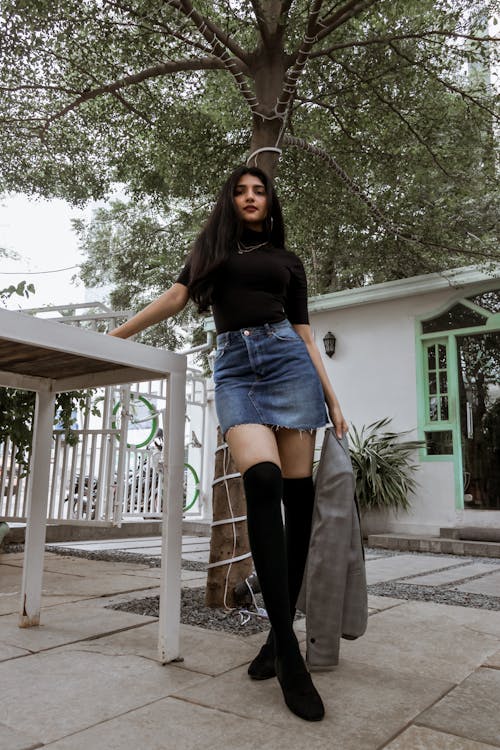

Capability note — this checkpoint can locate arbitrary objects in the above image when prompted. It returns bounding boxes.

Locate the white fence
[1,371,208,525]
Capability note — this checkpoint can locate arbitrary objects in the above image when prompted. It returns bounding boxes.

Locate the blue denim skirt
[213,319,328,436]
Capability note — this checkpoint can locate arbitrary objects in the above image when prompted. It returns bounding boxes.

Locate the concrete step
[368,533,500,559]
[439,526,500,543]
[2,518,211,545]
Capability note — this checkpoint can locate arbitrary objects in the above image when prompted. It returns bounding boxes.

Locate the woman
[110,165,348,722]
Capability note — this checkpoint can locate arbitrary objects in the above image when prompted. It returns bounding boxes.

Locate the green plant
[349,418,423,513]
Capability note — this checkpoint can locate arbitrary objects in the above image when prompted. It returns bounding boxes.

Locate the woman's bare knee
[225,424,281,475]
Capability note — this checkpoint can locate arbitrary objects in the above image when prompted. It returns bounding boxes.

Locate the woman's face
[233,173,268,231]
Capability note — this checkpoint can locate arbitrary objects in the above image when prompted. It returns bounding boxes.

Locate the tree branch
[390,42,499,121]
[167,0,250,62]
[250,0,271,44]
[276,0,324,116]
[310,30,500,57]
[104,0,214,57]
[167,0,259,113]
[110,91,153,124]
[295,95,383,154]
[333,56,452,176]
[40,57,225,130]
[316,0,381,42]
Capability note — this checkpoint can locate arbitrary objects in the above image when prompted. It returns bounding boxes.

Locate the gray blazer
[297,428,368,670]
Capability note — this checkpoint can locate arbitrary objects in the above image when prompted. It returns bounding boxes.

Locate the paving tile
[181,577,207,590]
[483,649,500,669]
[0,591,91,616]
[173,660,452,748]
[340,601,500,683]
[367,594,406,611]
[1,560,161,600]
[41,696,334,750]
[404,562,498,587]
[0,554,24,567]
[384,725,499,749]
[0,600,157,652]
[71,621,261,676]
[181,570,207,582]
[182,552,209,562]
[0,642,31,662]
[418,668,500,747]
[0,647,207,745]
[453,569,500,597]
[365,555,465,584]
[0,721,40,750]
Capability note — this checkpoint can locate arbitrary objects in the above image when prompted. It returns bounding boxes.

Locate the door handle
[466,402,473,439]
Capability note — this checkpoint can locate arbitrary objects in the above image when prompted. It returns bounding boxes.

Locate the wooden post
[205,429,253,608]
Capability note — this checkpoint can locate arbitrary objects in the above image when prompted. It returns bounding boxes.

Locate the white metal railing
[0,372,208,524]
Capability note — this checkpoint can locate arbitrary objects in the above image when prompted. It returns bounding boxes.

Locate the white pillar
[19,389,56,627]
[158,368,186,663]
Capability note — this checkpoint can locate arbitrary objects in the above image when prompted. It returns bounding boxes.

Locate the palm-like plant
[349,418,423,512]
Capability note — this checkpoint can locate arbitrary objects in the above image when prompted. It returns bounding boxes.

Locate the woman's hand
[328,401,349,439]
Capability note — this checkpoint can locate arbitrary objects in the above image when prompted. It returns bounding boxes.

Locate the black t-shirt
[175,232,309,334]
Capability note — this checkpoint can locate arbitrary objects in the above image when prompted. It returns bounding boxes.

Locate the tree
[74,198,203,349]
[0,0,498,289]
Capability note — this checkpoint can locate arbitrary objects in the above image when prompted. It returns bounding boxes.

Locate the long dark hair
[188,165,285,313]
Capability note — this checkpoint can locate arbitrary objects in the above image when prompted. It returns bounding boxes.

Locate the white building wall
[309,288,459,536]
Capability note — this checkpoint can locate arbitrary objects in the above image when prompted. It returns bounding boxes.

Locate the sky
[0,194,93,310]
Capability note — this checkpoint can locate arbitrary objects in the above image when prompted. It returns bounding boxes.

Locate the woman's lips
[244,206,257,212]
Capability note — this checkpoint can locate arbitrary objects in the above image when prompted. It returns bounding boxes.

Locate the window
[426,342,449,422]
[467,289,500,314]
[422,303,487,334]
[425,431,453,455]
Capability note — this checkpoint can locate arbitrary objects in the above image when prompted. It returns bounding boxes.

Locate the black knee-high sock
[262,476,314,649]
[282,476,315,618]
[243,462,300,661]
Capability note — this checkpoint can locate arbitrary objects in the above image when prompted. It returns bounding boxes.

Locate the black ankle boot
[248,639,276,680]
[275,657,325,721]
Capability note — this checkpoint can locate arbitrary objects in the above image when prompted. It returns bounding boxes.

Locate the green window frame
[420,337,455,460]
[424,340,449,423]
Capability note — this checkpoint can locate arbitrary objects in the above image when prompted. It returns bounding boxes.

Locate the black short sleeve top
[175,233,309,334]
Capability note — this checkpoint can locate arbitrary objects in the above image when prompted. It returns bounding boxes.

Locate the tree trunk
[247,47,287,178]
[205,429,253,608]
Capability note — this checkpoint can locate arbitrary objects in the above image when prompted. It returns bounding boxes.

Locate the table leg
[19,390,56,627]
[158,370,186,663]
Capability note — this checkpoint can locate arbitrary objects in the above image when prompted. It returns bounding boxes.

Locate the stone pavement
[1,543,500,750]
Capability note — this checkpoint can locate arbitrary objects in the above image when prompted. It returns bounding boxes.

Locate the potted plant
[349,418,423,513]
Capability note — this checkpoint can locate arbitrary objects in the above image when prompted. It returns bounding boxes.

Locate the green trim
[416,281,500,511]
[112,395,159,449]
[447,334,464,510]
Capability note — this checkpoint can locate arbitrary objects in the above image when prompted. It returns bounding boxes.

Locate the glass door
[457,331,500,509]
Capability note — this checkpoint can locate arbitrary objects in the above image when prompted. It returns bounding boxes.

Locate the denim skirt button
[243,330,250,336]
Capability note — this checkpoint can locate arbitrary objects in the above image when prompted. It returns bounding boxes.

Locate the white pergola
[0,308,187,663]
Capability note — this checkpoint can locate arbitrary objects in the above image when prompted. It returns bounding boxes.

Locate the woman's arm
[109,283,189,339]
[293,323,348,439]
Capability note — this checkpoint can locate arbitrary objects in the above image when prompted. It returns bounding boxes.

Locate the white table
[0,308,186,662]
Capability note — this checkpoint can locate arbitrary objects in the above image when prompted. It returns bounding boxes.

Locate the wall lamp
[323,331,336,358]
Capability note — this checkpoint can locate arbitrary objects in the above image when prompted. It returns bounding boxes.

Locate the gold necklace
[237,240,268,254]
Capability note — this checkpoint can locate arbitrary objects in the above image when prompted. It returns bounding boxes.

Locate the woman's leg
[278,429,316,617]
[248,429,316,678]
[226,425,294,656]
[227,425,324,721]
